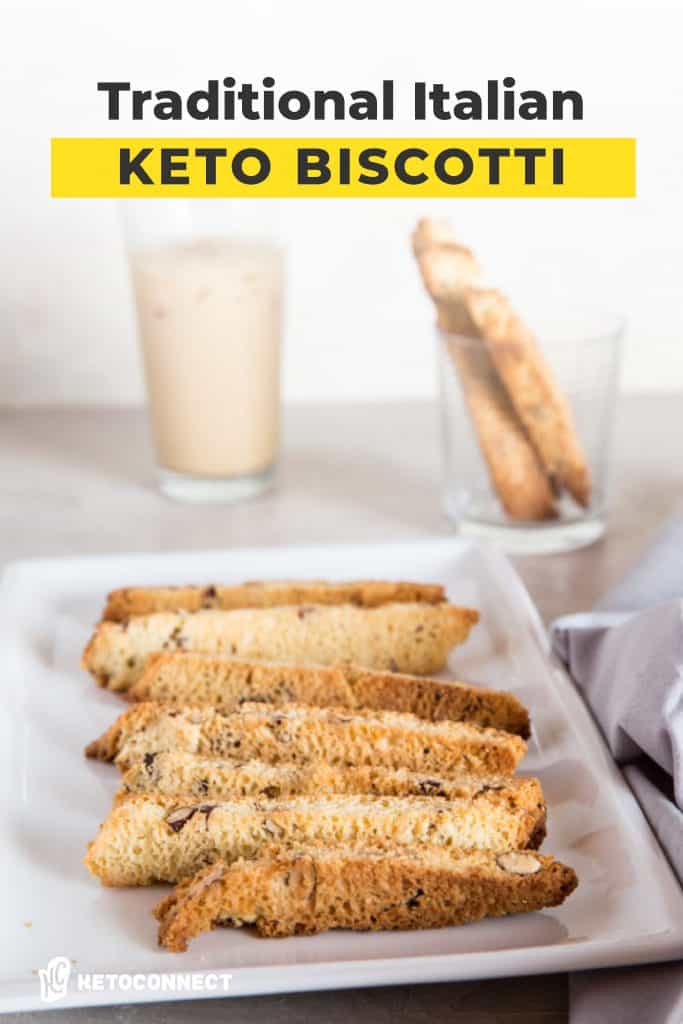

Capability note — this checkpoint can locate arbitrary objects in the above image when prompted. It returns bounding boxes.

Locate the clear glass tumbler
[122,200,284,502]
[438,307,623,554]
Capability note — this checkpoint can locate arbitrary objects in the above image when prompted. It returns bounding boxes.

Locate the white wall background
[0,0,681,404]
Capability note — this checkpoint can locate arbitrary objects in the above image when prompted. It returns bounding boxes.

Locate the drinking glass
[438,307,623,553]
[122,200,284,502]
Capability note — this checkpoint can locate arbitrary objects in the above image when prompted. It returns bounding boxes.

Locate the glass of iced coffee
[122,201,284,501]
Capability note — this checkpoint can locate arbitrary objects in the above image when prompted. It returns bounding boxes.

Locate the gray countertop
[1,396,679,1023]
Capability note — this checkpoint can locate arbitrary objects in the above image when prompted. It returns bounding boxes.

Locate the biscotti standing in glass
[411,218,622,555]
[122,201,284,502]
[438,306,623,554]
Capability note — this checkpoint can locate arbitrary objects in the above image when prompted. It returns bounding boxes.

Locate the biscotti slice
[155,846,577,948]
[128,654,530,738]
[119,751,543,812]
[412,218,557,521]
[464,287,591,508]
[82,602,479,692]
[103,580,446,621]
[128,654,356,711]
[345,664,529,737]
[84,789,546,886]
[86,702,527,776]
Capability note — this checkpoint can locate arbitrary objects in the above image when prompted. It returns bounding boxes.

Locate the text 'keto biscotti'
[84,790,546,886]
[155,845,577,949]
[86,701,527,775]
[82,602,479,691]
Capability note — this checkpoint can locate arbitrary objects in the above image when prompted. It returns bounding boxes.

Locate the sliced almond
[497,851,541,875]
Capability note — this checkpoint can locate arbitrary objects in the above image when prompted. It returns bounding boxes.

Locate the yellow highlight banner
[51,137,636,198]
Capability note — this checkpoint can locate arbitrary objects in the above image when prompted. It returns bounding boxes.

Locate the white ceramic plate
[1,538,682,1012]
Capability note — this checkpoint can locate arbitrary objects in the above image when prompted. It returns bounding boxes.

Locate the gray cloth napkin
[551,513,683,1024]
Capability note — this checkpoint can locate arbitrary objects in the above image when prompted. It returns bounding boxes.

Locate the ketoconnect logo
[38,957,71,1003]
[38,958,233,1003]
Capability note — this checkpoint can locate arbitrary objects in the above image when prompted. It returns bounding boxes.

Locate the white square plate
[1,538,682,1013]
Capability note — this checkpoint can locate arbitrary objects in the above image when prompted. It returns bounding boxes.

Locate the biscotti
[412,218,557,521]
[155,846,578,949]
[103,579,446,621]
[127,654,530,737]
[82,602,479,692]
[86,701,527,776]
[84,790,546,886]
[464,287,591,507]
[128,654,354,711]
[445,338,558,520]
[119,751,543,810]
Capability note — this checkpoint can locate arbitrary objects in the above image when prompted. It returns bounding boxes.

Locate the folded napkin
[551,512,683,1024]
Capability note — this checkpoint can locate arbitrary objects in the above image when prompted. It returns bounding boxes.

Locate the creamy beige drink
[131,238,282,487]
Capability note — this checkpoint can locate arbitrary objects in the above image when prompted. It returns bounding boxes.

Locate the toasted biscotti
[345,663,528,734]
[128,654,354,711]
[127,654,530,738]
[103,580,446,621]
[412,218,557,521]
[464,287,591,508]
[155,845,578,948]
[82,602,479,692]
[118,751,544,813]
[84,789,547,886]
[86,701,527,776]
